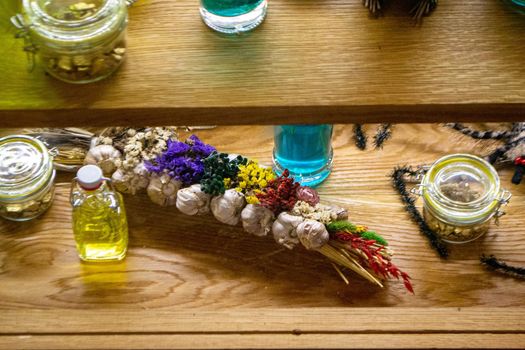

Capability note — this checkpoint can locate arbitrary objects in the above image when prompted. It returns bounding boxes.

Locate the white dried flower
[147,173,182,207]
[127,129,137,137]
[210,189,246,226]
[296,219,329,250]
[292,201,347,224]
[84,145,121,176]
[102,137,113,145]
[272,212,304,249]
[240,204,274,237]
[176,184,211,216]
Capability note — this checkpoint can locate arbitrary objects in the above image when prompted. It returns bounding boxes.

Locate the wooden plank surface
[1,124,525,349]
[1,1,525,126]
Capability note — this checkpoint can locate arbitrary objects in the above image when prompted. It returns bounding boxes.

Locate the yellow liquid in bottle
[72,187,128,262]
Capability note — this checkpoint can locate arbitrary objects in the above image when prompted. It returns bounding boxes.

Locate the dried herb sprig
[362,0,437,20]
[363,0,383,14]
[353,124,367,150]
[391,166,449,258]
[411,0,437,22]
[201,152,248,196]
[480,255,525,280]
[319,231,413,293]
[327,220,389,246]
[374,123,393,149]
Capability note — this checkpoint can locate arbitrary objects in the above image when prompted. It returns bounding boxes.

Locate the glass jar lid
[422,154,501,225]
[22,0,127,48]
[0,135,54,202]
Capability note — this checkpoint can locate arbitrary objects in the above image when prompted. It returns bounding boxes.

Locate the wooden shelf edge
[1,308,524,349]
[2,104,525,127]
[2,308,524,334]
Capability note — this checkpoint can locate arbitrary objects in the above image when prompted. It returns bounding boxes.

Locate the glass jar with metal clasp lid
[413,154,512,244]
[11,0,128,84]
[0,135,57,222]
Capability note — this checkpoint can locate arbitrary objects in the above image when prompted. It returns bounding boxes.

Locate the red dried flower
[334,231,414,293]
[256,169,300,215]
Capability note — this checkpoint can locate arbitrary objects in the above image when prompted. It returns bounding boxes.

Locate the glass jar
[200,0,267,34]
[273,124,333,187]
[14,0,128,84]
[417,154,511,244]
[0,135,56,222]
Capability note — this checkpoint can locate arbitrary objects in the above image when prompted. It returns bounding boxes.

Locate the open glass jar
[416,154,511,244]
[0,135,56,222]
[14,0,128,84]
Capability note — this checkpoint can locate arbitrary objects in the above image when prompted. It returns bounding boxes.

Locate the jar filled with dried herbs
[417,154,511,244]
[0,135,56,221]
[14,0,128,83]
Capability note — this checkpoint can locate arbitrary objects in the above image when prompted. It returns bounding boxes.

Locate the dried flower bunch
[86,127,178,197]
[201,152,248,196]
[83,131,412,292]
[232,160,275,204]
[145,135,216,185]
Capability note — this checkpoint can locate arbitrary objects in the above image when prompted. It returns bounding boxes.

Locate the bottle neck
[80,181,106,193]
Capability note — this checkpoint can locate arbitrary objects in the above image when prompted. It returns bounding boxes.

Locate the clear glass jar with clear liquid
[70,165,128,261]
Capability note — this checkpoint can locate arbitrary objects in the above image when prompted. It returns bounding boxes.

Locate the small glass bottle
[273,124,333,187]
[13,0,128,84]
[417,154,511,244]
[70,165,128,261]
[200,0,267,34]
[0,135,56,221]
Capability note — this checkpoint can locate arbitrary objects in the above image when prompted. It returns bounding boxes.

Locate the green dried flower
[326,220,388,246]
[201,152,247,196]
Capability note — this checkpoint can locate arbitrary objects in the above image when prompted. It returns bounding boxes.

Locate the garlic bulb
[330,204,348,221]
[272,212,304,249]
[147,173,182,207]
[111,163,149,195]
[210,189,246,226]
[176,184,211,216]
[84,145,122,176]
[296,219,329,250]
[241,204,274,237]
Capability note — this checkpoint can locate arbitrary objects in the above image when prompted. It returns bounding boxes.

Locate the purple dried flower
[296,186,320,206]
[145,135,216,185]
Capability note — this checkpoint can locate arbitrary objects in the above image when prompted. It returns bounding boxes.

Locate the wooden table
[1,0,525,125]
[1,125,524,349]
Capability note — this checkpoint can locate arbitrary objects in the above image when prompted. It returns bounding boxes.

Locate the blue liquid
[273,125,333,187]
[510,0,525,6]
[202,0,264,17]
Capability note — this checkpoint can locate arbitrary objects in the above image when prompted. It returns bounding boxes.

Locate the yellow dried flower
[234,160,275,199]
[246,195,260,204]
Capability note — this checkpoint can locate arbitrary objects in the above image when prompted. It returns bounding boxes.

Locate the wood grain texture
[1,1,525,126]
[1,124,525,349]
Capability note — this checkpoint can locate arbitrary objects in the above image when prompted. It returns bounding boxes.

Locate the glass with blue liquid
[273,125,334,187]
[503,0,525,12]
[200,0,267,34]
